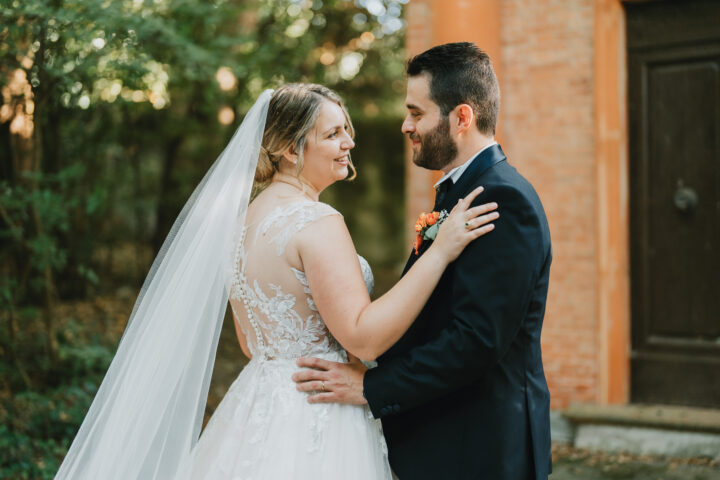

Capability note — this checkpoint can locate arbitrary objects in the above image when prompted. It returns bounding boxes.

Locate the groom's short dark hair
[407,42,500,135]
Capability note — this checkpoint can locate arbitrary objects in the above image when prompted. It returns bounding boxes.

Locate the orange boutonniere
[413,210,449,255]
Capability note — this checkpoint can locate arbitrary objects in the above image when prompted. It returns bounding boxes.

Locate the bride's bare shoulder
[244,187,308,226]
[293,204,353,258]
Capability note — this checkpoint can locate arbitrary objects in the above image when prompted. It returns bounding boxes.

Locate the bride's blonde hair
[254,83,356,188]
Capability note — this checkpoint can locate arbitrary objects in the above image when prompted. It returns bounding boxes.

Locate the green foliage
[0,305,115,478]
[0,166,84,275]
[0,345,109,479]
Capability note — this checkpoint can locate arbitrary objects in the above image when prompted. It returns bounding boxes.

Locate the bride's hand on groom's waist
[292,355,368,406]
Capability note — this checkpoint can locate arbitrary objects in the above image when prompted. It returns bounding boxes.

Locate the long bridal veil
[55,90,273,480]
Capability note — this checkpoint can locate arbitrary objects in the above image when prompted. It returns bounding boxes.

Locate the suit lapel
[401,144,507,276]
[437,144,506,212]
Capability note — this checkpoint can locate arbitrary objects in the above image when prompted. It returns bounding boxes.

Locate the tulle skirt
[184,355,393,479]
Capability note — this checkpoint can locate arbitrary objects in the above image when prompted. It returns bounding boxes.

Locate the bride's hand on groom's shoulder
[431,186,499,263]
[292,355,368,405]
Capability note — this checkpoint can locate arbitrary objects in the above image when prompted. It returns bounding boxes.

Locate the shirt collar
[433,141,498,189]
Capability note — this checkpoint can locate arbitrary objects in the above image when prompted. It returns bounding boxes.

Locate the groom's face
[402,74,458,171]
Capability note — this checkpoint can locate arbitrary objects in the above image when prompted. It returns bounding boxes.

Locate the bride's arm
[296,187,497,361]
[231,311,252,359]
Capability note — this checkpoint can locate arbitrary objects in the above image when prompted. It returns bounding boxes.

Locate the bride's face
[301,100,355,192]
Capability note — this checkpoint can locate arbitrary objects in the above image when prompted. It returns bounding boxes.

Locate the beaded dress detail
[186,201,391,479]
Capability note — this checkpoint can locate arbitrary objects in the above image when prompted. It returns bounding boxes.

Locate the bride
[55,84,498,479]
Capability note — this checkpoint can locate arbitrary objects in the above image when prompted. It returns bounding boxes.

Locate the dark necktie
[434,180,452,210]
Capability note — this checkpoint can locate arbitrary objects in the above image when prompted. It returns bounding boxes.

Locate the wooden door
[627,0,720,408]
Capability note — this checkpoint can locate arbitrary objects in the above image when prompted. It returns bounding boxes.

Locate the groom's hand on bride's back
[292,356,368,405]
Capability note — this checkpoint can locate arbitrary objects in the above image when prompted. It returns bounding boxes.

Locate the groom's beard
[410,116,458,171]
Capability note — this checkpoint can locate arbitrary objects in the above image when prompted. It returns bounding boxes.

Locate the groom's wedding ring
[321,381,327,391]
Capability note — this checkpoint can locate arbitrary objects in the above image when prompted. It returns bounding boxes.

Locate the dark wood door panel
[626,0,720,49]
[631,353,720,408]
[638,46,720,341]
[628,0,720,407]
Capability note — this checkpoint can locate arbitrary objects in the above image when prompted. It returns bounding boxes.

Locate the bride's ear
[281,144,299,165]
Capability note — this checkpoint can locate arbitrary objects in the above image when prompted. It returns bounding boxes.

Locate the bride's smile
[295,100,355,192]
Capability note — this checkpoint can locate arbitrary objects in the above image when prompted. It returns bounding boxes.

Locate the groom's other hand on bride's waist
[292,356,368,405]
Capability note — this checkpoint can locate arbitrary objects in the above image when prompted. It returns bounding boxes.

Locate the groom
[294,42,552,479]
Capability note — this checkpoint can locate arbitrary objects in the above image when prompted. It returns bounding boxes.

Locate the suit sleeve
[363,183,546,418]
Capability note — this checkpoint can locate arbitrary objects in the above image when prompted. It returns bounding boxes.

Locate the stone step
[564,404,720,433]
[552,404,720,461]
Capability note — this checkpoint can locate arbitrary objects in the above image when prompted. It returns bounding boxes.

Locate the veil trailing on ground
[55,90,273,480]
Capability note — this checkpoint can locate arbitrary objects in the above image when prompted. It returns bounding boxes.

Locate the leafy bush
[0,340,112,479]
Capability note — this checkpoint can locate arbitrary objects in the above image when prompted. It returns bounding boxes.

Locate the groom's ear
[452,104,475,135]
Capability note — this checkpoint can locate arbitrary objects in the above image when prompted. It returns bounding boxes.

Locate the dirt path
[552,444,720,479]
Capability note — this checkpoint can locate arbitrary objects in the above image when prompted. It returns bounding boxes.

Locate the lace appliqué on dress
[257,201,341,256]
[230,201,346,360]
[188,201,391,479]
[224,201,384,459]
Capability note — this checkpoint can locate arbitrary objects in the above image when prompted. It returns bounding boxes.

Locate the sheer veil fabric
[55,90,273,480]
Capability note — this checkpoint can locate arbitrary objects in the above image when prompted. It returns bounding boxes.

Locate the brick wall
[404,0,440,249]
[501,0,598,408]
[404,0,600,408]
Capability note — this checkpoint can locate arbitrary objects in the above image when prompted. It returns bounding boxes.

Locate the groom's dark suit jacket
[364,144,552,480]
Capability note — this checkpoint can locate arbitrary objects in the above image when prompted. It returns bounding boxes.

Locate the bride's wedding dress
[185,200,392,479]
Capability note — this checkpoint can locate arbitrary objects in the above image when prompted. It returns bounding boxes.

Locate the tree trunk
[0,121,14,182]
[152,135,183,254]
[27,24,59,363]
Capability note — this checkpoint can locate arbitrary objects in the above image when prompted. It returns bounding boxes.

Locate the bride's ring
[464,222,471,230]
[321,381,327,391]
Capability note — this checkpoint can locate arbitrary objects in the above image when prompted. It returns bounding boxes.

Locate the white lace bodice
[188,202,391,477]
[229,201,373,360]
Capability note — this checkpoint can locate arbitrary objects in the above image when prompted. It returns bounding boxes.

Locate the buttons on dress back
[233,228,267,355]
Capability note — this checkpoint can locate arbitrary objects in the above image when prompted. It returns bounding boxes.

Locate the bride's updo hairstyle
[255,83,356,187]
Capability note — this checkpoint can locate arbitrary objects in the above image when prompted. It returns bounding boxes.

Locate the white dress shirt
[433,141,498,189]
